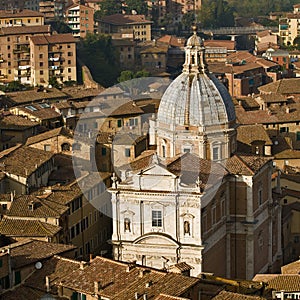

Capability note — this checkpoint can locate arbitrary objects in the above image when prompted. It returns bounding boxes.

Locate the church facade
[109,28,282,279]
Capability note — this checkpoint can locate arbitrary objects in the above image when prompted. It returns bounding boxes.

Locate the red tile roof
[30,33,76,45]
[0,25,51,35]
[0,9,44,18]
[101,14,152,25]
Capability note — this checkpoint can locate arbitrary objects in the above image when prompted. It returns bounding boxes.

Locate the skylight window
[25,105,37,111]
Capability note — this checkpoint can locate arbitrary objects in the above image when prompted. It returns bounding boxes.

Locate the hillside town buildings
[0,3,300,298]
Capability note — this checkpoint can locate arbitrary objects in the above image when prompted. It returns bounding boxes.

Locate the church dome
[157,28,235,128]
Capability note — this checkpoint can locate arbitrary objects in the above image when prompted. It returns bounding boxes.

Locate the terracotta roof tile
[26,127,73,145]
[258,78,300,94]
[237,124,272,147]
[7,88,67,105]
[0,9,44,18]
[101,14,152,25]
[154,295,190,300]
[0,285,47,300]
[267,275,300,291]
[0,25,51,35]
[30,33,76,45]
[212,290,266,300]
[24,255,81,292]
[225,154,271,175]
[281,260,300,274]
[0,112,39,129]
[6,194,68,218]
[0,218,61,238]
[58,256,199,299]
[0,146,54,177]
[14,104,61,120]
[0,239,76,268]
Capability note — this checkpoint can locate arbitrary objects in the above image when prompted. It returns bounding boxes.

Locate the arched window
[61,143,70,152]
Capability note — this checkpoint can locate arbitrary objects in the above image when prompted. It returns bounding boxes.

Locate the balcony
[13,46,29,53]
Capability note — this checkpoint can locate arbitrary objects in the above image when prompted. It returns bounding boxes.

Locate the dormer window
[28,201,36,211]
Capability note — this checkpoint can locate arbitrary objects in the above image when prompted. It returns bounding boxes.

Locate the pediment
[133,233,179,247]
[141,164,176,177]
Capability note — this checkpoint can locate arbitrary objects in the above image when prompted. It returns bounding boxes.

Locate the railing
[202,26,278,35]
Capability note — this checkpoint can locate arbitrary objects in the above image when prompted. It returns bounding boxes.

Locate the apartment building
[0,25,51,84]
[0,9,44,27]
[168,0,202,22]
[30,33,77,86]
[65,3,94,38]
[98,14,152,41]
[278,4,300,46]
[39,0,67,21]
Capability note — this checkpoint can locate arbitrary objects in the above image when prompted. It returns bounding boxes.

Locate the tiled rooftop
[0,9,44,18]
[0,25,51,35]
[258,78,300,94]
[0,218,61,238]
[281,259,300,274]
[0,239,76,268]
[212,290,266,300]
[6,193,68,218]
[30,33,76,45]
[237,124,272,147]
[0,146,54,177]
[0,112,39,129]
[58,256,199,299]
[267,275,300,291]
[26,127,73,145]
[101,14,152,25]
[7,88,67,105]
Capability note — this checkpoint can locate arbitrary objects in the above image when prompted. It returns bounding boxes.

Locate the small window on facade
[101,147,106,156]
[152,210,162,227]
[297,131,300,141]
[117,119,122,127]
[125,148,131,157]
[212,147,219,161]
[44,144,51,151]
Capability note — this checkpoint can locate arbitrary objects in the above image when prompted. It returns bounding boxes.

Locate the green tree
[49,77,61,89]
[118,70,135,82]
[77,33,120,87]
[124,0,148,15]
[181,12,195,30]
[98,0,122,18]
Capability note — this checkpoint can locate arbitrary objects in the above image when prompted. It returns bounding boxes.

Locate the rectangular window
[125,148,131,157]
[117,119,122,127]
[102,147,106,156]
[212,206,216,225]
[297,131,300,141]
[152,210,162,227]
[280,127,289,133]
[258,189,263,205]
[44,144,51,151]
[213,147,219,160]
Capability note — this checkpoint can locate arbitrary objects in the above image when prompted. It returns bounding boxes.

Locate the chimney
[89,253,93,261]
[286,107,290,114]
[45,276,50,292]
[145,281,152,288]
[143,294,148,300]
[139,269,146,278]
[94,281,101,293]
[135,292,139,299]
[80,261,87,270]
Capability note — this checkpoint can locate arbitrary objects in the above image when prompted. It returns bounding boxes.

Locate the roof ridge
[38,220,60,235]
[234,155,255,175]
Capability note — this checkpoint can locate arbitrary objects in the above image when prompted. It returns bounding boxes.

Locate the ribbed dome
[157,72,235,127]
[157,29,235,128]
